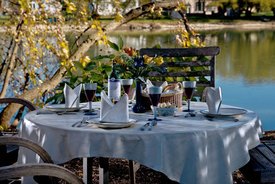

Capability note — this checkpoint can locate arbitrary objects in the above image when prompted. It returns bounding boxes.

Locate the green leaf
[153,44,161,48]
[108,40,119,51]
[117,36,124,50]
[74,62,84,70]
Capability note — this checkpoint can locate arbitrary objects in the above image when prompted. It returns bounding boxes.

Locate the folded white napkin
[100,91,129,123]
[146,79,168,92]
[205,87,222,114]
[64,83,82,108]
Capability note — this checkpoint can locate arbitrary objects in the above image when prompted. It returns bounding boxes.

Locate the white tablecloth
[19,102,262,184]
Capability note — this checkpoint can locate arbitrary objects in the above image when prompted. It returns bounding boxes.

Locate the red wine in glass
[184,87,195,99]
[84,83,97,115]
[148,86,162,121]
[120,79,133,96]
[149,94,161,106]
[182,81,196,112]
[122,85,131,95]
[84,90,96,101]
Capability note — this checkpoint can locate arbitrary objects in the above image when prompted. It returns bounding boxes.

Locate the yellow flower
[175,2,186,11]
[115,12,124,22]
[61,47,69,59]
[91,20,101,29]
[66,2,77,14]
[154,56,164,66]
[80,56,91,67]
[149,4,155,13]
[114,56,124,65]
[155,7,163,17]
[143,55,153,64]
[0,125,4,131]
[70,66,77,73]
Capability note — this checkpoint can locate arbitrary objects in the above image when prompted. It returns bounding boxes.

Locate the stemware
[83,83,97,115]
[148,86,162,121]
[182,81,196,112]
[120,79,133,96]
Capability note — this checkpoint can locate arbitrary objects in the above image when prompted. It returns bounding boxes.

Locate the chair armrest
[0,136,53,163]
[0,163,83,184]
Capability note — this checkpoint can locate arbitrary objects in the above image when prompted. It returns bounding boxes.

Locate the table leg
[99,157,109,184]
[83,157,93,184]
[129,160,140,184]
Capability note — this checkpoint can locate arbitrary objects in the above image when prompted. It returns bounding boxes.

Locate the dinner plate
[45,104,86,112]
[200,108,247,117]
[87,118,136,129]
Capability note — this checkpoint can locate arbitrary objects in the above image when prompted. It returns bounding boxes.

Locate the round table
[19,102,262,184]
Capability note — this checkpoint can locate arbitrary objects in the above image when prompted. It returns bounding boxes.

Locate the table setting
[19,80,263,184]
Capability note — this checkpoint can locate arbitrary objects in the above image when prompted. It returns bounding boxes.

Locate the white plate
[45,104,86,112]
[200,108,247,117]
[87,118,136,129]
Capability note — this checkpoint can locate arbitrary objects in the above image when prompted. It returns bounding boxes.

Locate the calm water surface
[109,30,275,131]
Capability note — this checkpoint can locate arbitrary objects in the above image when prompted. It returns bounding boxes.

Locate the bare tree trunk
[0,20,24,98]
[0,43,18,98]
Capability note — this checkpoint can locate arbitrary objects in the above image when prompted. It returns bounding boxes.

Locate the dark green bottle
[108,61,121,103]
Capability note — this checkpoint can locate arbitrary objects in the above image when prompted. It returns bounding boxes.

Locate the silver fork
[140,120,157,131]
[77,117,90,127]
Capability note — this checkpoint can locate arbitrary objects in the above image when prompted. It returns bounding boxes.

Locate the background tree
[210,0,275,17]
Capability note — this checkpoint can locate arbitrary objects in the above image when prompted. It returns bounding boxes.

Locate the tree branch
[71,2,179,61]
[0,19,24,98]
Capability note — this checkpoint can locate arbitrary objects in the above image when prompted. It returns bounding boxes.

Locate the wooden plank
[162,61,212,67]
[148,70,211,77]
[263,140,275,153]
[261,169,275,183]
[257,145,275,165]
[240,140,275,184]
[249,148,272,170]
[139,47,220,57]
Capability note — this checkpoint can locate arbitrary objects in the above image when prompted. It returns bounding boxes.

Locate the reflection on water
[109,30,275,130]
[208,30,275,84]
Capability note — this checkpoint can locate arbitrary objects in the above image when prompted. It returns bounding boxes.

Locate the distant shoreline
[1,20,275,33]
[120,20,275,32]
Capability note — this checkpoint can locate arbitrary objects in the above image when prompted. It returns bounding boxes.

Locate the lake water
[109,29,275,131]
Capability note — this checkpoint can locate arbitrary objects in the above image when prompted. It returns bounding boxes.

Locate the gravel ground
[62,131,275,184]
[62,158,249,184]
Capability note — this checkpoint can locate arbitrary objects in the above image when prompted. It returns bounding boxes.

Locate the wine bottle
[108,61,121,103]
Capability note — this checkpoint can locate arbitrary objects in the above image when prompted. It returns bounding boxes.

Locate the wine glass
[148,86,162,121]
[182,81,196,112]
[83,83,97,115]
[120,79,133,96]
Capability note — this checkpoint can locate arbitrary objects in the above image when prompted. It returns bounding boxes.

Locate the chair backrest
[0,97,36,129]
[139,46,220,100]
[0,98,37,167]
